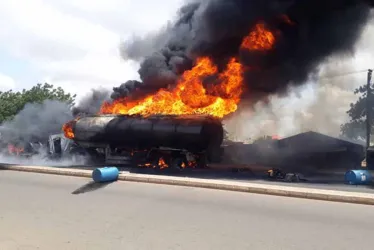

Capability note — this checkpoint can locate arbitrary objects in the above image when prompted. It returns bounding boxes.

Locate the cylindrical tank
[71,114,224,153]
[92,167,119,183]
[344,169,372,185]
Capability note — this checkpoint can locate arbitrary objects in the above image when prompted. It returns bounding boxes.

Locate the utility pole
[365,69,373,165]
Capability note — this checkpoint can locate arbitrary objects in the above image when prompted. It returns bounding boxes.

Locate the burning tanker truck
[62,114,224,169]
[60,0,374,168]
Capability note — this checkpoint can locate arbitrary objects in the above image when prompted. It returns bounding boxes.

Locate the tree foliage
[340,82,374,140]
[0,83,76,123]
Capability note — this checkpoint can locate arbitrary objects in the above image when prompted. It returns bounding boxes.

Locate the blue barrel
[344,170,372,185]
[92,167,119,183]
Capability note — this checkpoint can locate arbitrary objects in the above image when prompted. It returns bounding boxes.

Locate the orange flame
[158,157,168,169]
[188,161,197,168]
[99,22,276,118]
[62,118,80,139]
[139,159,197,169]
[139,162,154,168]
[8,144,24,155]
[63,21,276,135]
[241,23,275,51]
[100,57,243,118]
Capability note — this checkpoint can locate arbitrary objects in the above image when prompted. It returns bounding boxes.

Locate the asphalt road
[0,171,374,250]
[248,178,374,193]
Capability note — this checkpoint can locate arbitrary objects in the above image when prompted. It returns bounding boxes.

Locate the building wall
[222,132,365,171]
[274,132,365,171]
[276,151,363,171]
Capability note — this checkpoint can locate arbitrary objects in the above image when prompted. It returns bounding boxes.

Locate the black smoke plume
[72,88,111,117]
[114,0,373,105]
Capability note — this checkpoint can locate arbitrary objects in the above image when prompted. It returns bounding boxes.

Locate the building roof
[280,131,364,145]
[277,131,364,153]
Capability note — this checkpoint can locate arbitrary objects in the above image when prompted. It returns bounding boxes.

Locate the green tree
[340,83,373,140]
[0,83,76,123]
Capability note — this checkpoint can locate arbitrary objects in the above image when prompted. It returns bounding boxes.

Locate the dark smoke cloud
[0,100,73,145]
[120,27,172,62]
[72,88,111,117]
[115,0,373,104]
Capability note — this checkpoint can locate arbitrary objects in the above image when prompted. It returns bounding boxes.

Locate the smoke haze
[224,12,374,141]
[106,0,373,140]
[72,88,111,117]
[0,99,88,165]
[2,1,374,166]
[0,152,85,166]
[0,100,73,144]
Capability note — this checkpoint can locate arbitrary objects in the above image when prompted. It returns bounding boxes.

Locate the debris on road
[92,167,119,183]
[267,168,307,183]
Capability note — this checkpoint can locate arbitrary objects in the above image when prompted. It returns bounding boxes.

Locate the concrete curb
[1,165,374,206]
[0,165,92,178]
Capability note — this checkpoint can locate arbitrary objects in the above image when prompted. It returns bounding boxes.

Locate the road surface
[0,170,373,250]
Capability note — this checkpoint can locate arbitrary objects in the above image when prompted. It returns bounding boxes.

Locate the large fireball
[99,22,275,119]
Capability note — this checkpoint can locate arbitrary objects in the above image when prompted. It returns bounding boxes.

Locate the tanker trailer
[63,114,224,169]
